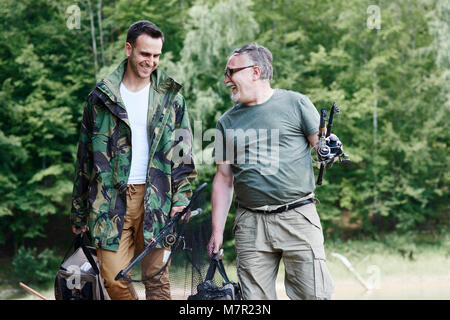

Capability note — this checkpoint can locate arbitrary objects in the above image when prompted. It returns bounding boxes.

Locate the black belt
[239,198,314,214]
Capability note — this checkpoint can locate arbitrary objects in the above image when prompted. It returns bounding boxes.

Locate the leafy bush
[11,247,60,284]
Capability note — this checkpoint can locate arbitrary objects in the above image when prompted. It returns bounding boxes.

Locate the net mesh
[123,201,224,299]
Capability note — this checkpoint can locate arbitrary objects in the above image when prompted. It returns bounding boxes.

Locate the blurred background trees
[0,0,448,258]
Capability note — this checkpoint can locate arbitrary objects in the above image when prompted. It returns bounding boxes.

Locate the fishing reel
[316,102,350,185]
[164,233,177,246]
[317,134,350,168]
[162,208,203,248]
[163,232,190,251]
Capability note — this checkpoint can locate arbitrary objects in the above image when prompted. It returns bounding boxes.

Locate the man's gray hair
[232,43,273,81]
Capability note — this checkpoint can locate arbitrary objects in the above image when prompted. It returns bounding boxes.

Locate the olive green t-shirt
[215,89,320,208]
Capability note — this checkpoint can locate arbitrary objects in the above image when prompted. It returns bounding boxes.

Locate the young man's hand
[71,225,87,234]
[170,206,191,222]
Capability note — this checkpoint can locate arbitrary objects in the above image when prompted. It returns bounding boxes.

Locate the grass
[2,232,449,300]
[280,232,450,299]
[325,232,449,278]
[223,231,450,300]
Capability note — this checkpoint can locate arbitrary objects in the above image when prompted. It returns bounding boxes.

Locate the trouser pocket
[283,246,334,300]
[311,246,334,299]
[232,208,250,235]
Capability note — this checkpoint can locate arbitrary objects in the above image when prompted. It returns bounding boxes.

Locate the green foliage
[249,0,449,237]
[164,0,259,212]
[12,247,60,284]
[0,0,448,251]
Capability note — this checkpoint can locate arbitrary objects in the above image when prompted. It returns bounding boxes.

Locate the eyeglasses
[224,65,256,78]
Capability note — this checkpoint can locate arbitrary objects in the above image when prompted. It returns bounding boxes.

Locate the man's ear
[253,65,262,80]
[125,42,132,57]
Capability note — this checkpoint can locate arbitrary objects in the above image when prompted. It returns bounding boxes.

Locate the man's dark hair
[126,20,164,46]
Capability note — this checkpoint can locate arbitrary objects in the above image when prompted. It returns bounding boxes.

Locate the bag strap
[205,253,231,284]
[74,231,93,250]
[60,232,100,275]
[216,260,230,283]
[78,232,105,300]
[79,232,100,276]
[60,234,80,267]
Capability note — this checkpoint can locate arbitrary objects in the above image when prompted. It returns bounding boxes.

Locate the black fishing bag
[54,232,110,300]
[188,254,241,300]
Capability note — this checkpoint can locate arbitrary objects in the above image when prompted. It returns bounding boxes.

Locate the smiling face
[125,34,163,79]
[224,53,257,104]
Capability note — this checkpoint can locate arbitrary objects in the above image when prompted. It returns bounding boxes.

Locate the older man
[207,43,335,300]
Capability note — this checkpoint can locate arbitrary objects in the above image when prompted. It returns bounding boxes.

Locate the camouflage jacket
[70,59,197,251]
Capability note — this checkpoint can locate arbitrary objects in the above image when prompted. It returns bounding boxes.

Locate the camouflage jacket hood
[70,59,197,251]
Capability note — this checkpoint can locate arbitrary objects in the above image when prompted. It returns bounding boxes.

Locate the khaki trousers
[96,184,171,300]
[234,199,334,300]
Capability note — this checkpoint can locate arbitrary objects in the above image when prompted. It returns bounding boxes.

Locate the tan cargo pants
[96,184,171,300]
[233,197,334,300]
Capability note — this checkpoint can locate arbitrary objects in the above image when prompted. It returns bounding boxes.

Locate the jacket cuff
[172,191,190,208]
[70,211,88,227]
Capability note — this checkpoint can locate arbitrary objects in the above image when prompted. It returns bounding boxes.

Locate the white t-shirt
[120,82,150,184]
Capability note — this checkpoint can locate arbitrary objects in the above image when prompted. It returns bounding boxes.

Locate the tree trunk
[97,0,105,66]
[87,0,98,76]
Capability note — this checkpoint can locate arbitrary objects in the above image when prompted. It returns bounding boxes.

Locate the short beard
[129,52,149,79]
[231,91,240,102]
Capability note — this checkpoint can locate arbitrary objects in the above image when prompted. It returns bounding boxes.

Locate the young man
[70,20,197,300]
[207,43,336,300]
